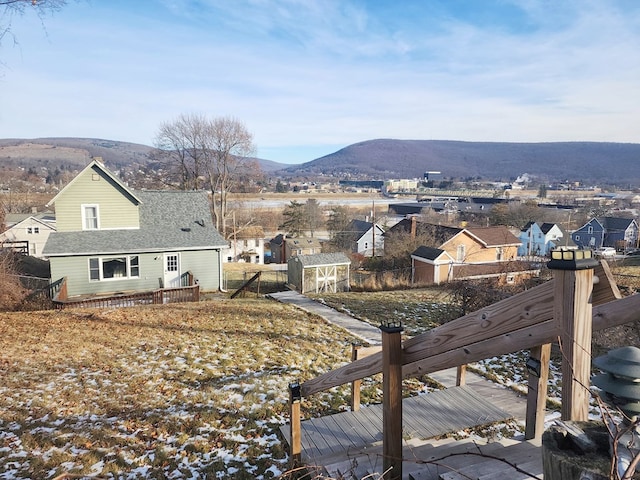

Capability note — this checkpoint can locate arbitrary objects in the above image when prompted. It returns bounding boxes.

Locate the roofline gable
[46,159,142,207]
[7,216,57,231]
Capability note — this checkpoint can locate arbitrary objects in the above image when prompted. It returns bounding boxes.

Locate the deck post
[288,382,302,469]
[547,249,598,422]
[351,344,362,411]
[456,364,467,386]
[380,320,403,480]
[524,343,551,440]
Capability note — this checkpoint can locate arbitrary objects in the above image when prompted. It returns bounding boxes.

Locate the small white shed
[287,252,351,294]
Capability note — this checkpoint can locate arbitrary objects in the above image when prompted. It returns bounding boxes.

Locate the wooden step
[406,439,510,479]
[439,440,541,480]
[324,437,460,480]
[477,459,543,480]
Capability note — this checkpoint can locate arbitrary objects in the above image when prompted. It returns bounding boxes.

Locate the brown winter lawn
[0,300,362,479]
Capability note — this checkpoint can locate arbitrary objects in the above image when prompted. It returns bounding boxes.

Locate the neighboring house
[269,234,323,264]
[411,246,455,285]
[1,213,56,258]
[571,217,639,251]
[383,217,463,254]
[42,159,228,298]
[338,219,385,257]
[518,222,572,256]
[287,252,351,294]
[408,219,525,285]
[224,226,265,264]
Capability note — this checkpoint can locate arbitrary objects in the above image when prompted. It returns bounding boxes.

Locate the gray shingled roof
[411,246,446,261]
[292,252,351,267]
[43,190,228,256]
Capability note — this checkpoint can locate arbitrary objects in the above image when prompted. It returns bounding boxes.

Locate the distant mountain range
[1,137,640,185]
[281,139,640,184]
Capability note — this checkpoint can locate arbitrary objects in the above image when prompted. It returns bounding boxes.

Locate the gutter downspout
[218,248,227,292]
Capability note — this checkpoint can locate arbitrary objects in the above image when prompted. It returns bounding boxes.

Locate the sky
[1,0,639,164]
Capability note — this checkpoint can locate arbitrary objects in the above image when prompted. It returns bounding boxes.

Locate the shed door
[316,265,337,293]
[164,253,181,288]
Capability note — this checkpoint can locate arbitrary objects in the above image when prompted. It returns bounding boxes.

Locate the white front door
[163,253,180,288]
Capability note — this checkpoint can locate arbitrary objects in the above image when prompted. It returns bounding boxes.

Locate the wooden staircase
[323,436,543,480]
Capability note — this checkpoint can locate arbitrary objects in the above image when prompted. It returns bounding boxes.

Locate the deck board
[281,385,513,465]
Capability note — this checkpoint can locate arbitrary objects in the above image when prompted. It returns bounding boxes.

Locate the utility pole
[372,201,375,257]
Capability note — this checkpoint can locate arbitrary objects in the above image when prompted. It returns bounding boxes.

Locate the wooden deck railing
[287,260,636,473]
[51,271,200,309]
[50,277,68,302]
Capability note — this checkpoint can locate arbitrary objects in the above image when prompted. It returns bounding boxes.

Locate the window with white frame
[89,256,140,281]
[82,205,99,230]
[456,244,466,262]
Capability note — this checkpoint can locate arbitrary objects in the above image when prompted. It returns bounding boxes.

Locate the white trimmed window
[89,256,140,281]
[456,244,466,262]
[82,205,100,230]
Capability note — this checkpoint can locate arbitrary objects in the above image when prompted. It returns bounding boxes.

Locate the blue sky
[1,0,639,164]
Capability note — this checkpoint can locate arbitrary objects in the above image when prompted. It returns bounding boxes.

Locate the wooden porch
[50,272,200,309]
[281,385,513,465]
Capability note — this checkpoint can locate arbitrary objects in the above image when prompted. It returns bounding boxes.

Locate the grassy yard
[0,300,367,479]
[310,287,461,336]
[5,264,637,478]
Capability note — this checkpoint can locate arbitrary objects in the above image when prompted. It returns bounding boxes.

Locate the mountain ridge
[280,139,640,184]
[2,137,640,184]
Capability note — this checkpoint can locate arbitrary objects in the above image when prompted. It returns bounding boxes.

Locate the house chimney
[410,216,417,239]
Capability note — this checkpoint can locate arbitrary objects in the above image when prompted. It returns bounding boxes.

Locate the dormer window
[82,205,99,230]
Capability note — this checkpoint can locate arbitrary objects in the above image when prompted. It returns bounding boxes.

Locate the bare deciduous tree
[206,117,256,236]
[154,114,256,236]
[1,0,67,47]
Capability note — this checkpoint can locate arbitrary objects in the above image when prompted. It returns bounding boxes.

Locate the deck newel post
[380,319,403,480]
[350,344,362,411]
[547,248,598,422]
[524,343,551,440]
[288,382,302,470]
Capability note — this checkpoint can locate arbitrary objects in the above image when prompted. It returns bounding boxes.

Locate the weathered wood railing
[287,260,634,473]
[51,271,200,309]
[53,285,200,309]
[49,277,68,301]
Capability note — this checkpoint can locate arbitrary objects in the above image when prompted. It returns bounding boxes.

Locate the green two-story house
[43,159,228,298]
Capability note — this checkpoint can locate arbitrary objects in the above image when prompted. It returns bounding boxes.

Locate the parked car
[626,248,640,256]
[594,247,617,258]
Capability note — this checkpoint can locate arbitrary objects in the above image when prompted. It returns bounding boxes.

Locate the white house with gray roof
[43,159,228,298]
[1,213,56,258]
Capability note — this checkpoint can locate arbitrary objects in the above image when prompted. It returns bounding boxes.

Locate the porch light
[526,356,542,378]
[593,346,640,421]
[547,248,599,271]
[289,382,301,403]
[380,319,403,333]
[592,346,640,478]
